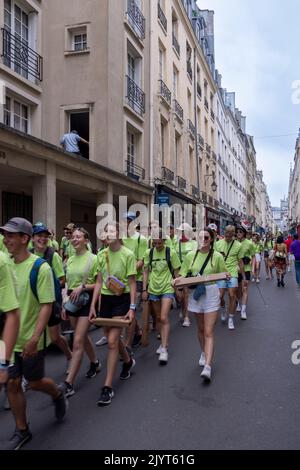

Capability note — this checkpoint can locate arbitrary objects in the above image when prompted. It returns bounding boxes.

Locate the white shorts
[255,253,261,263]
[188,284,220,314]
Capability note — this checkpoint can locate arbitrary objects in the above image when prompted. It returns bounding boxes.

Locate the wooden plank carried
[174,272,229,288]
[91,318,132,328]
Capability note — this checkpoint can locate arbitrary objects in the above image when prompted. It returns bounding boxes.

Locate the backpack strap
[149,248,154,271]
[165,246,174,278]
[225,241,235,261]
[29,258,46,302]
[43,247,55,267]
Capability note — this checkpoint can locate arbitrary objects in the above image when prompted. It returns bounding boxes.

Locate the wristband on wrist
[130,304,136,310]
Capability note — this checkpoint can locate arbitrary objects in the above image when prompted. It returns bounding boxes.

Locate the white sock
[241,305,247,313]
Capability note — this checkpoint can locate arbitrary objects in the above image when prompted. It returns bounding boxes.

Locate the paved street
[1,270,300,450]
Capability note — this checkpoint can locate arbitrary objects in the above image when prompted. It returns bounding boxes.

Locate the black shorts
[66,290,92,318]
[99,293,130,319]
[8,351,45,382]
[264,250,270,259]
[238,272,251,283]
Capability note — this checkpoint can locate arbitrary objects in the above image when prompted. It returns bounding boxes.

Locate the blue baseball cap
[33,223,51,235]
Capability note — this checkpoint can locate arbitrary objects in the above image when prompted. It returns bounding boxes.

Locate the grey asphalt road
[1,269,300,450]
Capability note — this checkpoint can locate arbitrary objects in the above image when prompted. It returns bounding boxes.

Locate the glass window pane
[14,114,21,130]
[21,105,28,119]
[15,5,21,20]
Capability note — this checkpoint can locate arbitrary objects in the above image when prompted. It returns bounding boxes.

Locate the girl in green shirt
[142,231,181,366]
[175,228,228,382]
[64,228,99,398]
[89,222,137,406]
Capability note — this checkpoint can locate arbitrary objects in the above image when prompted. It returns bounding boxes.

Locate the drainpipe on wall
[193,47,200,192]
[149,1,155,216]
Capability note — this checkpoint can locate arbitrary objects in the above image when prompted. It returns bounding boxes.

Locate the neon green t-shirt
[180,250,227,280]
[0,252,19,314]
[177,240,198,264]
[13,254,55,352]
[253,242,264,254]
[165,236,179,252]
[144,247,181,295]
[123,233,148,282]
[239,239,255,272]
[0,234,8,254]
[97,246,137,296]
[66,252,98,290]
[215,239,243,278]
[34,250,65,280]
[50,239,59,252]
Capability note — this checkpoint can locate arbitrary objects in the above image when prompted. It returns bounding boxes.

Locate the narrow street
[1,270,300,450]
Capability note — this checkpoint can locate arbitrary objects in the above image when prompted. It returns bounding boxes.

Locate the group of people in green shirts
[0,213,276,450]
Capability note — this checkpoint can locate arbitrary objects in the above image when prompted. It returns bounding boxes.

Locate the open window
[70,111,89,159]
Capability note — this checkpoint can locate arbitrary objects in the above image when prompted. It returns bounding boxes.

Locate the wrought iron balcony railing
[174,99,183,122]
[214,199,219,209]
[204,97,209,111]
[172,32,180,55]
[211,109,215,121]
[126,75,145,114]
[201,191,208,204]
[126,160,145,181]
[1,28,43,81]
[208,195,214,206]
[191,185,200,200]
[197,82,202,98]
[197,134,204,149]
[158,79,171,107]
[188,119,196,139]
[126,0,145,39]
[177,176,187,190]
[162,166,174,183]
[206,144,211,155]
[158,3,167,31]
[187,61,192,81]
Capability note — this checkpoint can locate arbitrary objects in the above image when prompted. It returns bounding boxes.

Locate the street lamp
[205,174,218,193]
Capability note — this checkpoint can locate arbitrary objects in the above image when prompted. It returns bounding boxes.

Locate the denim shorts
[149,293,175,302]
[217,277,238,289]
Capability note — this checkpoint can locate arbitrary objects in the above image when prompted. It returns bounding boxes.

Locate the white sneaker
[156,344,163,355]
[241,311,247,320]
[201,365,211,382]
[252,278,255,283]
[159,349,168,364]
[256,279,260,284]
[228,317,235,330]
[96,336,108,347]
[182,318,191,327]
[199,352,206,367]
[236,303,241,312]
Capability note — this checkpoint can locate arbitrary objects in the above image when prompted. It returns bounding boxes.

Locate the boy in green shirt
[1,218,68,450]
[0,251,20,386]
